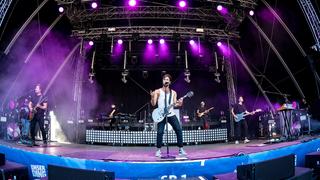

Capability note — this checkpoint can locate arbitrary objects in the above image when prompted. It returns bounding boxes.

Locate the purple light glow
[147,39,153,44]
[159,39,165,44]
[217,5,228,15]
[88,41,94,46]
[179,0,187,8]
[249,10,254,16]
[91,2,98,9]
[58,7,64,13]
[217,5,223,11]
[189,40,195,45]
[128,0,137,7]
[217,42,222,47]
[117,39,123,44]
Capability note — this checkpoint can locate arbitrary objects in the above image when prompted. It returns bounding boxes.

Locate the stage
[1,136,320,179]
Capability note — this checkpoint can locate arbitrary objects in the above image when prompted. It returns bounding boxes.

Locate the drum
[7,122,20,140]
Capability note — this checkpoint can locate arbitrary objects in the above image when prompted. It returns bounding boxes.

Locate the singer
[150,74,187,157]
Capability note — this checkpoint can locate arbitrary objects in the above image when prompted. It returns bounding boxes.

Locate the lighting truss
[72,26,240,41]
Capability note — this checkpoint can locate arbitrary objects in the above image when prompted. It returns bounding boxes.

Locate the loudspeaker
[48,164,115,180]
[0,153,5,166]
[305,151,320,175]
[237,154,295,180]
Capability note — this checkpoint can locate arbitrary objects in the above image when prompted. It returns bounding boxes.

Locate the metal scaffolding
[0,0,12,28]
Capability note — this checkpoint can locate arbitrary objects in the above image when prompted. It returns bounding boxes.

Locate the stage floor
[1,136,318,162]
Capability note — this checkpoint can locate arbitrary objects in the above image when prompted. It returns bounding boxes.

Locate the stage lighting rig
[121,69,129,83]
[184,69,191,83]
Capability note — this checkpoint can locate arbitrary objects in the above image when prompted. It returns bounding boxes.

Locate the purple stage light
[217,42,222,47]
[147,39,153,44]
[117,39,123,45]
[91,2,98,9]
[189,40,195,45]
[179,0,187,8]
[88,41,94,46]
[58,7,64,13]
[128,0,137,7]
[217,5,223,11]
[249,10,254,16]
[159,39,165,44]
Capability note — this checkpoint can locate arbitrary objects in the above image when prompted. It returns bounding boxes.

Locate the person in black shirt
[231,96,251,144]
[197,101,210,129]
[108,104,117,130]
[28,84,48,146]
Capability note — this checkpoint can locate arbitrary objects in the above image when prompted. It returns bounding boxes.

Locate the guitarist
[231,96,251,144]
[150,74,187,157]
[196,101,211,129]
[28,84,48,147]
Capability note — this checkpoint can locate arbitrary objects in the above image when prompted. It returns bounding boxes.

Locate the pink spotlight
[189,40,195,45]
[159,39,165,44]
[249,10,254,16]
[217,42,222,47]
[128,0,137,7]
[91,2,98,9]
[147,39,153,44]
[217,5,223,11]
[179,0,187,8]
[58,7,64,13]
[117,39,123,44]
[89,41,94,46]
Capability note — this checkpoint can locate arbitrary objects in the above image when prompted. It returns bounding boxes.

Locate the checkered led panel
[86,129,228,145]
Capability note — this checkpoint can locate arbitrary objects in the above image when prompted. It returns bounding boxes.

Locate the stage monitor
[237,154,295,180]
[48,164,115,180]
[0,153,5,166]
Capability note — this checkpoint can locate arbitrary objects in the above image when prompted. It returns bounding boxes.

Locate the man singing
[150,74,187,157]
[29,84,48,146]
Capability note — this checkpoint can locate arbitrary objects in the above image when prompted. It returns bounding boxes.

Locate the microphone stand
[161,85,175,159]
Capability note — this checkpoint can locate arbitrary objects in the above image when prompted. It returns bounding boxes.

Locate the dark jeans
[235,119,248,141]
[156,115,183,148]
[30,113,47,142]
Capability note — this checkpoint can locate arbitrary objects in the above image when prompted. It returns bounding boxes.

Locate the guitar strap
[163,89,172,113]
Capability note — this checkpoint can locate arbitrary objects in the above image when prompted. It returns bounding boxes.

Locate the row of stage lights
[87,39,223,47]
[58,0,254,16]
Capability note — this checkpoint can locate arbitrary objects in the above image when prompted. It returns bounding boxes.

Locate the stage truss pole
[73,39,85,143]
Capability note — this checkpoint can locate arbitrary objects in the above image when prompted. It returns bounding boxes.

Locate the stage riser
[86,129,228,145]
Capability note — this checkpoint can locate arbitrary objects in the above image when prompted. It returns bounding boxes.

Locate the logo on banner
[31,164,47,178]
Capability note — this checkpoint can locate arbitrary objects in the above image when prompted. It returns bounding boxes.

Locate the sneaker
[155,149,161,157]
[235,140,239,144]
[179,148,187,156]
[244,139,250,144]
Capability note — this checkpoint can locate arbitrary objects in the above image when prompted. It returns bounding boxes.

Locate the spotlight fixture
[89,72,94,84]
[217,5,223,11]
[214,72,221,83]
[128,0,137,7]
[88,41,94,46]
[178,0,187,8]
[91,2,98,9]
[121,69,129,83]
[184,69,191,83]
[58,7,64,13]
[217,41,222,47]
[117,39,123,44]
[142,71,148,79]
[159,39,165,44]
[189,40,195,45]
[147,39,153,45]
[249,10,254,16]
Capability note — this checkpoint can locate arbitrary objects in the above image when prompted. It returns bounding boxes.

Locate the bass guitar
[152,91,194,123]
[234,109,262,122]
[197,107,214,117]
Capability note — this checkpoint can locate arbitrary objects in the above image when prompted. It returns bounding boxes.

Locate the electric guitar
[152,91,194,123]
[197,107,214,117]
[28,97,47,120]
[234,109,262,122]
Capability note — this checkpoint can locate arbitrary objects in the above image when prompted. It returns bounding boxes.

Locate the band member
[29,84,48,146]
[231,96,251,144]
[20,98,31,143]
[196,101,210,129]
[150,74,187,157]
[108,104,117,130]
